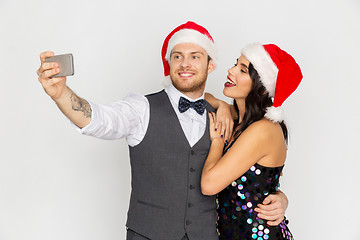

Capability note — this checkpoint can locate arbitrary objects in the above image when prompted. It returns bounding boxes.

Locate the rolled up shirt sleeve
[74,93,149,146]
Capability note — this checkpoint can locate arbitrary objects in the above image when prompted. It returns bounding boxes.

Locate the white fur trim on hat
[264,106,284,122]
[241,43,278,97]
[165,29,217,66]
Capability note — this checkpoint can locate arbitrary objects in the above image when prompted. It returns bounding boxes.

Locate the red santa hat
[161,21,217,78]
[241,43,303,122]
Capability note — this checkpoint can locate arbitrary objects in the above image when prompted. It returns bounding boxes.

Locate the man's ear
[207,59,215,74]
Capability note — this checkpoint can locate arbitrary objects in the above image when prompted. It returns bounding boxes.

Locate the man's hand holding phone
[37,51,91,128]
[37,51,73,101]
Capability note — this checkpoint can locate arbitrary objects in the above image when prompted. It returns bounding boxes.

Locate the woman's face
[223,55,252,100]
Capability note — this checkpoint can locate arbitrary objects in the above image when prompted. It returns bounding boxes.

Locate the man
[37,21,288,240]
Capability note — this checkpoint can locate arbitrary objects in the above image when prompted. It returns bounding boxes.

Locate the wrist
[218,100,228,107]
[217,101,229,110]
[51,85,70,103]
[211,138,225,146]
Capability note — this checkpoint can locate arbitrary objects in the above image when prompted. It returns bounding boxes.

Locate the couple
[37,21,301,240]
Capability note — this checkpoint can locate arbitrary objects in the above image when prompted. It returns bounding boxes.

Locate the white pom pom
[264,106,284,122]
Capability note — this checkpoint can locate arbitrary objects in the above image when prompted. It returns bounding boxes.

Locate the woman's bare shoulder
[244,118,283,138]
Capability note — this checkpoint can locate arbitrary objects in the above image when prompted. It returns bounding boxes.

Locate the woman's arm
[201,118,280,195]
[205,93,237,118]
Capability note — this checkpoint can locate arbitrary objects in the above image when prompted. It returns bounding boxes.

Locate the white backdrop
[1,0,359,239]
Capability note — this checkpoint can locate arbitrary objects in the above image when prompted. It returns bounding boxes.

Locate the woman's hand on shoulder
[208,112,224,143]
[204,93,236,144]
[214,102,235,144]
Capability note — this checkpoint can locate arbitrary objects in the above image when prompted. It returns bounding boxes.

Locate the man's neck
[167,82,205,100]
[181,90,204,100]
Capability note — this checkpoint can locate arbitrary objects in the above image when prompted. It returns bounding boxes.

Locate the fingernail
[221,135,223,138]
[225,140,228,145]
[214,128,217,131]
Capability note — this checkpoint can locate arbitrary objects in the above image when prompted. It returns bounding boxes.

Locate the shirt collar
[165,82,205,107]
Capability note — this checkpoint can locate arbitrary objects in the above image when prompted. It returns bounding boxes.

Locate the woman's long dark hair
[232,63,288,143]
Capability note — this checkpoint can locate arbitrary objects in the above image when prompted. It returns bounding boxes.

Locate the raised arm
[37,51,91,128]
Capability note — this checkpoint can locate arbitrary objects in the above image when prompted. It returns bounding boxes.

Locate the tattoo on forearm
[70,93,92,118]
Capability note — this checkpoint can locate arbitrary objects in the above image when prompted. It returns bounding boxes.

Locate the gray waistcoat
[126,90,218,240]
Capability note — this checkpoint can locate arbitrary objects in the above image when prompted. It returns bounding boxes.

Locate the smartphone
[45,53,74,78]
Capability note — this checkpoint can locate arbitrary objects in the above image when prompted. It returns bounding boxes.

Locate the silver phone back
[45,53,74,77]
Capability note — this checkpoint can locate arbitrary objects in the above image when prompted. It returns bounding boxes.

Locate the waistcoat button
[189,185,195,190]
[186,220,192,225]
[190,150,195,155]
[190,167,195,172]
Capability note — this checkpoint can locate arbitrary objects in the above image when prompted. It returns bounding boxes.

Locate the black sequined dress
[217,143,293,240]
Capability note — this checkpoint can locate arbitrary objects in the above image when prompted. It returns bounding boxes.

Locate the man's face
[169,43,214,97]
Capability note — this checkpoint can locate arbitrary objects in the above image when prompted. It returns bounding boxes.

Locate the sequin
[216,158,293,239]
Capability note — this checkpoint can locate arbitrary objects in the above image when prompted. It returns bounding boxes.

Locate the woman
[202,43,302,239]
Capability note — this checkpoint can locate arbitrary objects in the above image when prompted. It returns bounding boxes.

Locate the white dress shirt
[76,83,207,147]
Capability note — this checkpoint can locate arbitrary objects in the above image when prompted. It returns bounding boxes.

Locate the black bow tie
[178,96,206,115]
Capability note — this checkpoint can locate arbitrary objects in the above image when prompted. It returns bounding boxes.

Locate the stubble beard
[172,77,207,93]
[170,68,209,94]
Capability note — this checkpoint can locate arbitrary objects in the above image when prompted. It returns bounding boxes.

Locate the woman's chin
[223,88,233,98]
